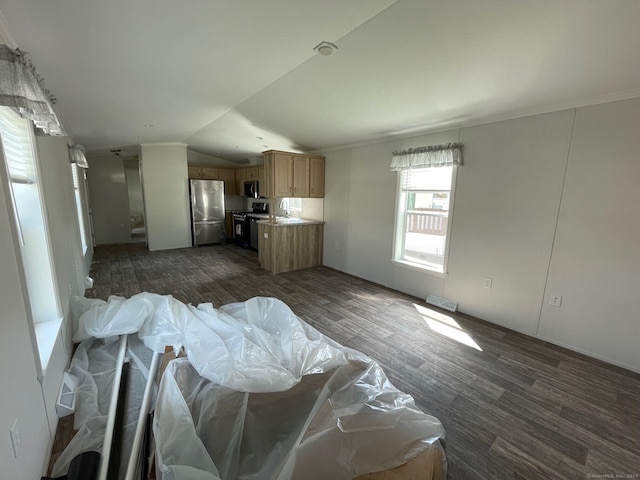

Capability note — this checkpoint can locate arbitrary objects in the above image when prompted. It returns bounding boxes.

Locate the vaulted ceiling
[1,0,640,163]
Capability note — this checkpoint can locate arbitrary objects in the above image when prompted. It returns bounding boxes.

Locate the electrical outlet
[335,242,339,250]
[549,294,562,307]
[10,418,20,458]
[482,277,493,289]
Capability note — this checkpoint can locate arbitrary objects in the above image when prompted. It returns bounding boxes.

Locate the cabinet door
[236,168,247,192]
[218,168,237,195]
[273,153,294,197]
[225,212,234,239]
[292,156,309,197]
[201,167,219,180]
[188,166,203,179]
[309,157,325,197]
[246,166,259,181]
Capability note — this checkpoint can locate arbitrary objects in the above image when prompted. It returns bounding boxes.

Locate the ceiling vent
[313,41,338,56]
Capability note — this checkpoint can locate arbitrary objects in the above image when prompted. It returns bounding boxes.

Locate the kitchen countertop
[256,217,325,226]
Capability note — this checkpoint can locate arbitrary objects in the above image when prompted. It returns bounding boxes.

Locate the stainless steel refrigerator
[190,179,226,246]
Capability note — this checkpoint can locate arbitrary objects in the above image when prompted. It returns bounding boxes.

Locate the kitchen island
[257,218,324,274]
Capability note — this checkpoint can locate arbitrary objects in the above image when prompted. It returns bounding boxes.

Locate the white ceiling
[1,0,640,163]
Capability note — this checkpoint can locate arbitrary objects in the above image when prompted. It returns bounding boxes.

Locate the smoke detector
[313,41,338,56]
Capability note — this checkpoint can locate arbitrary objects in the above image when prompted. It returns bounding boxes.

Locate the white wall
[444,111,574,334]
[537,99,640,371]
[36,136,90,434]
[187,149,244,167]
[323,98,640,372]
[37,137,88,337]
[87,154,132,245]
[0,175,52,478]
[140,143,191,251]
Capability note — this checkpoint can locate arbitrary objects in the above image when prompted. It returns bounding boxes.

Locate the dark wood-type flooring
[51,242,640,479]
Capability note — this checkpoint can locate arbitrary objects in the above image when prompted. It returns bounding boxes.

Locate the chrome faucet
[279,199,290,218]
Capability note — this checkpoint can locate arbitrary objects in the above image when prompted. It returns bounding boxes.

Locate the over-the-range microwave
[243,180,260,198]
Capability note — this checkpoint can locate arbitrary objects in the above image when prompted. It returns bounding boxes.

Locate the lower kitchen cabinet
[258,222,323,274]
[225,212,234,240]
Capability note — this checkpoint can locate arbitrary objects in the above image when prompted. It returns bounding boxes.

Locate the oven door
[233,216,249,247]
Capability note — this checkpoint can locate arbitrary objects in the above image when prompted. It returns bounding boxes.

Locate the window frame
[0,107,63,374]
[392,165,458,275]
[71,163,89,254]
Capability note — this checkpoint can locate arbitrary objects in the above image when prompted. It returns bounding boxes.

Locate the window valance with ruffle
[390,143,463,171]
[0,44,63,136]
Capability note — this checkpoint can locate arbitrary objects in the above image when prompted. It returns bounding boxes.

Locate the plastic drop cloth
[67,293,445,479]
[52,335,155,479]
[75,294,347,393]
[154,353,444,480]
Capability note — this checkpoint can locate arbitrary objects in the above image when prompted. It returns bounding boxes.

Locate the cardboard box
[355,443,445,480]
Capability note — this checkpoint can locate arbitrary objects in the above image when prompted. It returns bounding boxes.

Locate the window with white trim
[71,163,89,253]
[0,106,61,368]
[394,166,455,273]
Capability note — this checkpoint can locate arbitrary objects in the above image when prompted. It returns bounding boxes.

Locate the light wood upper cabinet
[189,166,237,194]
[235,167,246,192]
[309,157,325,197]
[188,162,272,198]
[263,150,325,198]
[189,166,219,179]
[188,166,204,179]
[201,166,219,180]
[271,152,294,197]
[292,156,310,197]
[218,168,237,195]
[245,166,259,181]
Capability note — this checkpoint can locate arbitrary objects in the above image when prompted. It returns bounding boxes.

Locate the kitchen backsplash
[226,197,324,220]
[273,197,324,221]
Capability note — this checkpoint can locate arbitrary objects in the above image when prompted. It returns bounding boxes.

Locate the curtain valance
[69,144,88,168]
[0,44,63,136]
[390,142,463,171]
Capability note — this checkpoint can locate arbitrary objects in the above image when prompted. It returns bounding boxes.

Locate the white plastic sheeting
[75,294,346,393]
[155,354,444,480]
[64,293,445,479]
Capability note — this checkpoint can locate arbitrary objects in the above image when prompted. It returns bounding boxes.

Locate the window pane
[0,107,59,324]
[395,166,454,272]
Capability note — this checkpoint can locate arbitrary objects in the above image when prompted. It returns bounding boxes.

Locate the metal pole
[97,334,128,480]
[124,351,161,480]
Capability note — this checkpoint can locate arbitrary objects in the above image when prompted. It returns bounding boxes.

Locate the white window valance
[0,44,63,136]
[69,144,89,168]
[390,142,463,171]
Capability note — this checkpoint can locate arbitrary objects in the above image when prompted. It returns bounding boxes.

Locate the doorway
[123,158,146,243]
